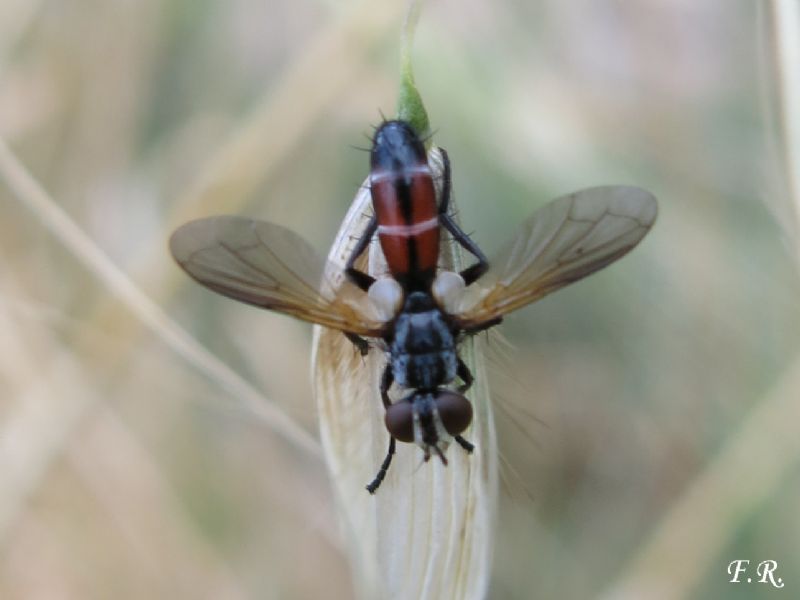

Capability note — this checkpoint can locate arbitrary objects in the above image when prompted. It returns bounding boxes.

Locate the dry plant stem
[0,351,94,542]
[69,407,253,598]
[602,4,800,598]
[0,0,401,464]
[0,283,253,592]
[0,136,320,458]
[313,148,498,600]
[0,2,403,559]
[0,275,340,572]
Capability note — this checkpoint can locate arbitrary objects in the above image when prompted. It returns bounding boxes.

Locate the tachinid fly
[169,119,658,493]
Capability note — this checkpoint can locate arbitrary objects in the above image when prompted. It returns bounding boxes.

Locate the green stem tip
[396,0,431,142]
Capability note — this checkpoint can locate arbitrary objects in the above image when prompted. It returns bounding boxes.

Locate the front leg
[454,435,474,453]
[463,316,502,337]
[456,357,474,394]
[366,437,396,494]
[380,363,394,409]
[366,365,398,494]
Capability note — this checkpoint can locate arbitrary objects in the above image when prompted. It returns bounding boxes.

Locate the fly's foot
[454,435,474,453]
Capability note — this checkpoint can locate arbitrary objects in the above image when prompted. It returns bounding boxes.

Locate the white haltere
[368,277,405,323]
[312,147,497,600]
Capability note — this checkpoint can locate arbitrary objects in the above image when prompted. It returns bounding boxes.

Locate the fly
[169,120,658,493]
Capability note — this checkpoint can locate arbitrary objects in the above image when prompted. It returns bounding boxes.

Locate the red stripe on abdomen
[371,170,440,282]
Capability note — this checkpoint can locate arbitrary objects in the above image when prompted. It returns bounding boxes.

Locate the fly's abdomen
[370,120,440,289]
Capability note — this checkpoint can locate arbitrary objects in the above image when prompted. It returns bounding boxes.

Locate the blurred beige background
[1,1,798,599]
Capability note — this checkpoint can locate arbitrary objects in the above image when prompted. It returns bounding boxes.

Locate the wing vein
[455,186,657,326]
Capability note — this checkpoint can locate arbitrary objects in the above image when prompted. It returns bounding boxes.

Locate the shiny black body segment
[369,119,428,176]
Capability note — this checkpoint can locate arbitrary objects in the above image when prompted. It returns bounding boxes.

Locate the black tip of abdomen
[371,120,427,172]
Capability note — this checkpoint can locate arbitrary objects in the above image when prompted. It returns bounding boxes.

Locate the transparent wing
[455,186,657,327]
[169,216,386,337]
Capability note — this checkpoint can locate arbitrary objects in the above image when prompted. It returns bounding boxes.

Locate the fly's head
[384,389,473,462]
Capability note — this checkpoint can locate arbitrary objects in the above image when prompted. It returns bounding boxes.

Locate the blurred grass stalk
[312,148,497,600]
[81,0,407,371]
[0,271,252,594]
[0,136,320,542]
[601,2,800,599]
[0,0,405,549]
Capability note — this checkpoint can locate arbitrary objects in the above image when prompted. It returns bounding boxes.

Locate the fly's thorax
[389,292,457,389]
[390,348,457,390]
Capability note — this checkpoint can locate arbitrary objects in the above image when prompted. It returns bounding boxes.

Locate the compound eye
[431,271,465,314]
[435,391,473,436]
[385,401,415,442]
[368,277,404,322]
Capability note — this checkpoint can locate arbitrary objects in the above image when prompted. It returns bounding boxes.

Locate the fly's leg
[345,215,378,292]
[367,364,397,494]
[437,147,454,214]
[344,332,369,357]
[456,357,474,394]
[454,435,474,453]
[453,360,476,452]
[343,216,377,354]
[365,365,397,494]
[431,444,448,465]
[380,363,394,408]
[463,316,503,337]
[436,148,489,285]
[366,437,396,494]
[440,213,489,285]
